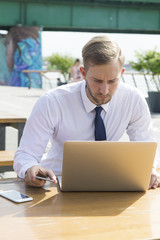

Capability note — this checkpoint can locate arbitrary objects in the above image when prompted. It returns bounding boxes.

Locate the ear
[80,67,86,80]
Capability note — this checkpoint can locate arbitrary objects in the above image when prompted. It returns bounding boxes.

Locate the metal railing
[122,72,158,97]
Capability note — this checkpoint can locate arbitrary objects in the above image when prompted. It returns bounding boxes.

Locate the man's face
[80,60,125,105]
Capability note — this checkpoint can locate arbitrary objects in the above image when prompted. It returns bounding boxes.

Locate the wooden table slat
[0,151,15,166]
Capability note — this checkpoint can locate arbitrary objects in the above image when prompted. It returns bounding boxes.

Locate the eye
[108,80,115,84]
[94,79,102,83]
[108,79,118,84]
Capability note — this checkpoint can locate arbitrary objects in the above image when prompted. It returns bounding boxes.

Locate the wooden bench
[0,150,15,173]
[0,111,26,150]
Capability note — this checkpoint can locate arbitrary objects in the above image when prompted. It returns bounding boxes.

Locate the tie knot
[95,106,103,115]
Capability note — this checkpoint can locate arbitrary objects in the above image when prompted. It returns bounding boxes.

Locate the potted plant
[130,49,160,113]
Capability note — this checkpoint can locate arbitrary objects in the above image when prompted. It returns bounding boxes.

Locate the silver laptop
[57,141,157,192]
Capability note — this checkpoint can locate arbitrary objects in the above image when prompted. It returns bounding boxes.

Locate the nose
[100,83,109,95]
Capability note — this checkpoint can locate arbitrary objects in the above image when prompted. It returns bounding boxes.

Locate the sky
[42,31,160,63]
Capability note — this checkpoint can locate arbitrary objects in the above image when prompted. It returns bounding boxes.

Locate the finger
[46,169,57,183]
[25,176,46,187]
[149,174,157,189]
[31,166,42,179]
[157,177,160,187]
[34,180,46,187]
[37,168,48,177]
[151,176,160,189]
[38,168,57,183]
[152,180,159,189]
[26,166,40,183]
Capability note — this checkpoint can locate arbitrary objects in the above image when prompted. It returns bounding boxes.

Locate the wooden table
[1,179,160,240]
[0,112,26,150]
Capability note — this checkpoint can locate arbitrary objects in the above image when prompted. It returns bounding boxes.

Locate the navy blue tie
[95,106,106,141]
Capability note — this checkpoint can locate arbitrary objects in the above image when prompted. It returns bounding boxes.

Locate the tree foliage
[130,49,160,91]
[46,53,75,81]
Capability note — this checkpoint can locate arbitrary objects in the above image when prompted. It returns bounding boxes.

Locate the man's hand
[25,166,57,187]
[149,170,160,189]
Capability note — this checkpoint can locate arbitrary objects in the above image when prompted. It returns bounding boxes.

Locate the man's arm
[126,93,160,189]
[14,94,56,179]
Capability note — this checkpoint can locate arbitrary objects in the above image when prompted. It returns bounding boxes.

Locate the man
[14,35,160,188]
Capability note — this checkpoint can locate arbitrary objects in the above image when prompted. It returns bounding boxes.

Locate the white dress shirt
[14,80,159,178]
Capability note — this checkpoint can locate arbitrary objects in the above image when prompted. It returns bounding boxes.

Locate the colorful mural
[0,35,10,85]
[0,26,42,88]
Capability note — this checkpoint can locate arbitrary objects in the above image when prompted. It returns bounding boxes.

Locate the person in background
[68,58,83,82]
[14,35,160,189]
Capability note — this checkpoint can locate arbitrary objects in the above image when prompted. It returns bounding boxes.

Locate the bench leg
[17,122,25,146]
[0,126,5,150]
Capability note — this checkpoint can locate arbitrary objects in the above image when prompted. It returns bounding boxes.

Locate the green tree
[46,53,75,82]
[130,49,160,91]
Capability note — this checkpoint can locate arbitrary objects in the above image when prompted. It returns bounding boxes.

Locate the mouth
[97,94,110,99]
[98,95,107,99]
[95,94,112,104]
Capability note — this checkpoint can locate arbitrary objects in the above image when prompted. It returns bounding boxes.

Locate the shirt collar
[81,80,110,113]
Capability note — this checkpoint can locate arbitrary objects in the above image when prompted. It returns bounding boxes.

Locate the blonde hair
[82,35,125,70]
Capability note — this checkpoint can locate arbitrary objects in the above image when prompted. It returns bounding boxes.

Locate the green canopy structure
[0,0,160,34]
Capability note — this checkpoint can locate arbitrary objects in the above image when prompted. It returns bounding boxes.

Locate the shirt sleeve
[126,93,159,169]
[13,93,56,178]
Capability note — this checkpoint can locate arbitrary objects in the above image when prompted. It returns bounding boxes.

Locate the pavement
[0,84,160,178]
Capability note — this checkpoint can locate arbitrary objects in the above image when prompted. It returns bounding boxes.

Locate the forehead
[86,61,121,80]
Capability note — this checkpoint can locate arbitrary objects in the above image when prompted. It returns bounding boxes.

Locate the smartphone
[0,190,33,203]
[35,176,54,182]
